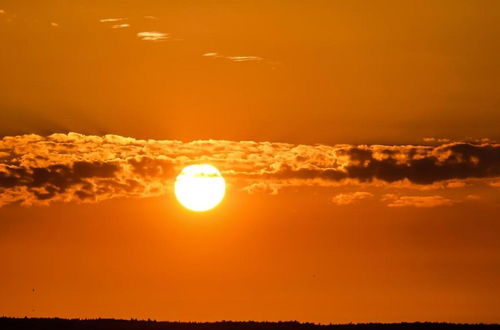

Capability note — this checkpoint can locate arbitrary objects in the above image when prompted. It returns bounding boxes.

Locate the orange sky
[1,0,500,143]
[0,0,500,324]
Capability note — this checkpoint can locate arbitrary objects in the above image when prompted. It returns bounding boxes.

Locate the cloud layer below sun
[0,133,499,207]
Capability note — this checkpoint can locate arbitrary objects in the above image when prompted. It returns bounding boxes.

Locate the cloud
[332,192,373,205]
[446,181,466,188]
[0,133,499,207]
[382,194,454,208]
[490,180,500,188]
[99,18,127,23]
[226,56,263,62]
[50,22,59,27]
[465,194,481,201]
[112,23,130,29]
[203,52,264,62]
[137,31,169,41]
[423,137,451,144]
[243,182,280,195]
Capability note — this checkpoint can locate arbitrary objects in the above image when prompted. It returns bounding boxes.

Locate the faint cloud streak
[112,23,130,29]
[382,194,454,208]
[332,192,373,205]
[99,17,126,23]
[203,52,264,63]
[137,31,169,41]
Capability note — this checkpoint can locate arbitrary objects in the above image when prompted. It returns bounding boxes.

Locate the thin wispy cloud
[99,17,127,23]
[112,23,130,29]
[332,192,374,205]
[203,52,264,62]
[423,137,494,145]
[0,133,498,207]
[382,194,454,208]
[137,31,169,41]
[243,182,280,195]
[226,56,263,62]
[423,137,451,144]
[0,9,5,15]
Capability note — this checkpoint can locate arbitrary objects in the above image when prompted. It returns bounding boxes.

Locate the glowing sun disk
[174,164,226,212]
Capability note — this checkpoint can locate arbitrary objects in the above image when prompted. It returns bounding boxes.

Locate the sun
[174,164,226,212]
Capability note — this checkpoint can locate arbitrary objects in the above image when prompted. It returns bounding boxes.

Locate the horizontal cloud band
[0,133,498,206]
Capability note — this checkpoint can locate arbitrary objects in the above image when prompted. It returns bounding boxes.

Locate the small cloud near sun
[243,182,281,195]
[137,31,169,41]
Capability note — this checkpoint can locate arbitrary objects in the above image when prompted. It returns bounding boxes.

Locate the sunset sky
[1,0,500,324]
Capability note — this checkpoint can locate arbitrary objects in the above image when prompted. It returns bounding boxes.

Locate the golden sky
[0,0,499,324]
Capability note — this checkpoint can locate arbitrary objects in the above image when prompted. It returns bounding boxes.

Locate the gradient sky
[0,0,499,324]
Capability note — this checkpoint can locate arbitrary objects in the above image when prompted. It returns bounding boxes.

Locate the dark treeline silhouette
[0,318,498,330]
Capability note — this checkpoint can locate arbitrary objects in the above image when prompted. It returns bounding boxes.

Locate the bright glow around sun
[174,164,226,212]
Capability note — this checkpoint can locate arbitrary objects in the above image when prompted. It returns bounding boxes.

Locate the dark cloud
[0,133,499,207]
[358,147,484,184]
[0,161,121,204]
[266,143,500,185]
